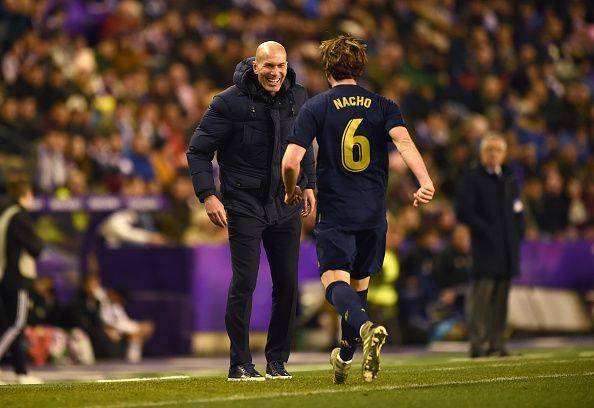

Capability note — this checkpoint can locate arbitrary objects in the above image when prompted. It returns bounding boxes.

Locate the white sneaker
[16,374,44,385]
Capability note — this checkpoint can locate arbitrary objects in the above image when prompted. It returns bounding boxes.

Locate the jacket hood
[233,57,297,97]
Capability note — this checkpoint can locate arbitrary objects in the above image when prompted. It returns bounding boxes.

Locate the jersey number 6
[341,118,370,172]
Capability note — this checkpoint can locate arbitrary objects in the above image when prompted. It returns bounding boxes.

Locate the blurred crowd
[1,0,592,243]
[0,0,593,348]
[23,273,153,366]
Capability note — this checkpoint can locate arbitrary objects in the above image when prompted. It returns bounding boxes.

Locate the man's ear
[252,60,258,73]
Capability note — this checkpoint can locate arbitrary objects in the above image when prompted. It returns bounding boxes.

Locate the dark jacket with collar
[456,165,524,279]
[0,197,43,291]
[187,57,316,224]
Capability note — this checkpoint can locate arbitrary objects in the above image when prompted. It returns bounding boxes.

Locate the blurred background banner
[33,240,591,355]
[517,240,594,288]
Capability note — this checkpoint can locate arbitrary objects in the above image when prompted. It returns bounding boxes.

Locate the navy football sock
[325,282,369,340]
[339,289,368,361]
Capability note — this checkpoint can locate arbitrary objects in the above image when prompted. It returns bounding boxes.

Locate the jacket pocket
[241,125,269,168]
[223,170,263,190]
[243,125,269,146]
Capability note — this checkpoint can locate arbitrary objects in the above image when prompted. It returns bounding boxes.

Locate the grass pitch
[2,347,593,407]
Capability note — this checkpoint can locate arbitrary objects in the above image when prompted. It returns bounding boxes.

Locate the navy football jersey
[288,84,405,229]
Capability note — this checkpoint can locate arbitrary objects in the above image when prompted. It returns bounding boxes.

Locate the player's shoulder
[302,89,333,112]
[372,91,400,108]
[307,89,333,104]
[347,86,401,110]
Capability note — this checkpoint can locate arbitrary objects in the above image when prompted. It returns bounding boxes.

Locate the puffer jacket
[187,57,316,224]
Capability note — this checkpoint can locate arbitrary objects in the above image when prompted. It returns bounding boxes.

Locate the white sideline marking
[96,375,189,383]
[523,353,555,359]
[93,371,594,407]
[432,353,594,371]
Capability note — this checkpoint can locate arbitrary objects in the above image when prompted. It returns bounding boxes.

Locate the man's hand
[284,185,303,207]
[413,183,435,207]
[302,188,316,217]
[204,195,228,227]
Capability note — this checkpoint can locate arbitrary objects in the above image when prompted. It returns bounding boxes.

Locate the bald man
[187,42,316,380]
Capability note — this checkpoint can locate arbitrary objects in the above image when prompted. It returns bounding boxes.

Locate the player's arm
[389,126,435,207]
[282,143,307,206]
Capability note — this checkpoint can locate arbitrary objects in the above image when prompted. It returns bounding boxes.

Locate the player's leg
[262,213,301,379]
[323,269,369,384]
[316,224,384,383]
[226,213,266,381]
[317,224,370,336]
[329,276,369,384]
[338,277,369,362]
[315,225,365,383]
[352,227,388,382]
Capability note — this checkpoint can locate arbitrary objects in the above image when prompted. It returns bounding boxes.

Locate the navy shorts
[314,221,387,279]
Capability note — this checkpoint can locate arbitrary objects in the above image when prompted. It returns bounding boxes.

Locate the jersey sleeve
[382,97,406,133]
[287,105,318,149]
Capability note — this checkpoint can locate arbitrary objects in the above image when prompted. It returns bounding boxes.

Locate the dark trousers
[225,213,301,367]
[467,277,511,355]
[0,289,29,374]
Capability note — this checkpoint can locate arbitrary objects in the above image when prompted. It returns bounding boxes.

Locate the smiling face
[252,42,288,96]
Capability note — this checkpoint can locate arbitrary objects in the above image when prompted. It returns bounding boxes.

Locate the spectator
[65,273,123,360]
[541,170,569,238]
[431,224,472,341]
[96,286,154,363]
[153,175,202,244]
[457,133,524,358]
[398,227,441,344]
[24,276,94,366]
[566,177,590,237]
[522,177,546,240]
[28,276,63,327]
[126,134,156,182]
[37,130,70,194]
[98,176,168,247]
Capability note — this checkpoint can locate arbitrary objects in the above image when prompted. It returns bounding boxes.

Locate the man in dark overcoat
[456,133,524,357]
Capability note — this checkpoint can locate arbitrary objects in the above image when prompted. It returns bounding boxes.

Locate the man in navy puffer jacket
[187,41,316,381]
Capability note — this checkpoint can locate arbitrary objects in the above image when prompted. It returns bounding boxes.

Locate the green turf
[2,347,593,408]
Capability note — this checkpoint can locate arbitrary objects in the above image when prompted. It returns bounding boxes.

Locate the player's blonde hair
[319,35,367,80]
